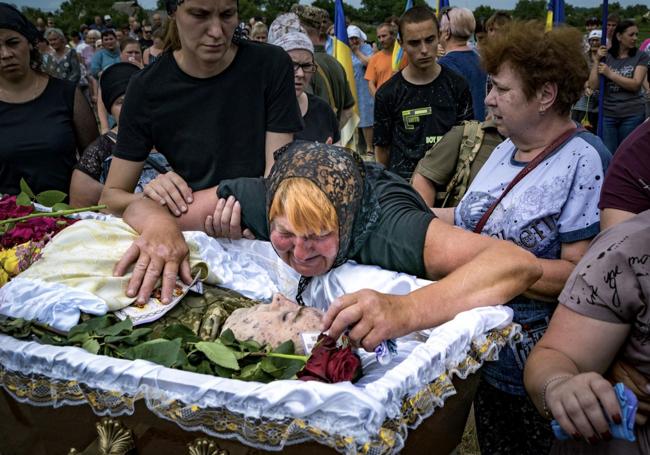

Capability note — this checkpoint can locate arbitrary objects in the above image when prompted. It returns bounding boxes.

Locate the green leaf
[218,328,237,347]
[195,340,240,370]
[19,178,35,198]
[240,340,262,352]
[15,192,32,206]
[212,364,235,378]
[51,202,72,211]
[160,324,200,343]
[271,340,296,355]
[195,360,215,375]
[82,338,101,355]
[235,363,272,382]
[68,315,113,337]
[35,190,67,207]
[105,328,152,345]
[95,318,133,337]
[67,332,91,344]
[126,338,182,368]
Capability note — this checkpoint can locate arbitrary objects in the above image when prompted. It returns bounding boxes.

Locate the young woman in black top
[0,3,98,196]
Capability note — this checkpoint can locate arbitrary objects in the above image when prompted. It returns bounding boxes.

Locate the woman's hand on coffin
[143,171,194,216]
[204,195,255,240]
[607,358,650,425]
[321,289,414,352]
[113,220,193,305]
[544,372,621,442]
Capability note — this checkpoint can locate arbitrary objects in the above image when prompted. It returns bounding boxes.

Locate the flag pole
[597,0,609,139]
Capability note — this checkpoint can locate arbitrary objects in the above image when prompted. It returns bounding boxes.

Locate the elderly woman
[348,24,374,155]
[0,3,98,196]
[433,21,611,453]
[99,0,301,215]
[41,27,81,84]
[588,19,648,153]
[438,7,486,121]
[116,140,541,358]
[270,31,339,144]
[524,210,650,453]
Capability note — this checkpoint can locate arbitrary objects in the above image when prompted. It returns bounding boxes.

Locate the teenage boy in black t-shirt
[373,6,473,180]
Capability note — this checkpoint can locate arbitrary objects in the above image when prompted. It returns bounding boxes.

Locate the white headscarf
[346,25,367,42]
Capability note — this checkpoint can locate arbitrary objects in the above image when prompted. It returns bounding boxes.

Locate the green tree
[512,0,546,21]
[473,5,496,23]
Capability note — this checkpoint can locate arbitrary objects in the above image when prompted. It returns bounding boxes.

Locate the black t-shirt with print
[295,94,340,144]
[373,66,473,180]
[115,40,303,190]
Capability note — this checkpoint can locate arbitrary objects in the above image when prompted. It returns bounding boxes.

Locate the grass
[459,407,481,455]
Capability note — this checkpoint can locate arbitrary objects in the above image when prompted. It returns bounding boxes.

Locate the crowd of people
[1,0,650,453]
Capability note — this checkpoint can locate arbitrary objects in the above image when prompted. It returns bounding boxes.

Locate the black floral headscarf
[267,141,381,303]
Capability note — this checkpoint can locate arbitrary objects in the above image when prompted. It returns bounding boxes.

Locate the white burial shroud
[0,216,516,452]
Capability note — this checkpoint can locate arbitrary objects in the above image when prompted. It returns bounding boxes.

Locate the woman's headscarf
[347,25,367,42]
[271,31,313,55]
[267,141,381,303]
[268,13,305,45]
[100,62,140,111]
[0,3,39,45]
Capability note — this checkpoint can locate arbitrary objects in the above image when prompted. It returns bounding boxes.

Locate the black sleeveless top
[0,77,77,195]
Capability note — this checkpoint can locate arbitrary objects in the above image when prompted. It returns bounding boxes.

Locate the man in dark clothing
[373,6,473,180]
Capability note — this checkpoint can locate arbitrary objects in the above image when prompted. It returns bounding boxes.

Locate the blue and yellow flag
[437,0,450,14]
[333,0,357,112]
[391,0,413,71]
[546,0,565,31]
[332,0,359,148]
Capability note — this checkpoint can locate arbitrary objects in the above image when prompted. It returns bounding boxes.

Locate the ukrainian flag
[546,0,565,31]
[332,0,359,148]
[391,0,413,72]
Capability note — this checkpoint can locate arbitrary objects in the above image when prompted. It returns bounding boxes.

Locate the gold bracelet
[541,374,573,419]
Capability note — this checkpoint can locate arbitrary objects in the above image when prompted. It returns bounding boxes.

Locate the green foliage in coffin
[0,314,306,383]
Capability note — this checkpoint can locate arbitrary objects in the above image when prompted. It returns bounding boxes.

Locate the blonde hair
[269,178,338,236]
[441,8,475,41]
[251,21,268,39]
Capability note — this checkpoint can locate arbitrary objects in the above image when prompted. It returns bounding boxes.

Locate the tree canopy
[16,0,650,38]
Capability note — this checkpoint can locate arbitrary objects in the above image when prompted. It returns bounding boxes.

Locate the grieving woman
[435,21,611,453]
[117,140,542,357]
[0,3,98,196]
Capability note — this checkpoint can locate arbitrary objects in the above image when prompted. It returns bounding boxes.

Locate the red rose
[297,334,337,382]
[297,334,362,384]
[326,347,362,383]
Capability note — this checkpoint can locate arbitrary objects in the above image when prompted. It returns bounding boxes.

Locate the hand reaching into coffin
[321,289,416,352]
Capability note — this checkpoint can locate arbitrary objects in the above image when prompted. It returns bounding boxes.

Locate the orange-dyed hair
[269,178,338,236]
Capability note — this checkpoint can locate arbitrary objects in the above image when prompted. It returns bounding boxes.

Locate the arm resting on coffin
[323,219,543,351]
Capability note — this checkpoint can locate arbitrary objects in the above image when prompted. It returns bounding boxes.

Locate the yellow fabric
[16,218,210,311]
